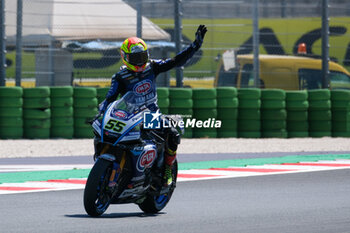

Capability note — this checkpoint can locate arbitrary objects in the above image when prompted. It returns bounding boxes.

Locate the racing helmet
[120,37,149,72]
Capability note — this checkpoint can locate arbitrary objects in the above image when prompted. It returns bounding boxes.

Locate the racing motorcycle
[84,91,180,217]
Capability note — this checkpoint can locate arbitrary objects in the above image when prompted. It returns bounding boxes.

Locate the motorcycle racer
[97,25,207,186]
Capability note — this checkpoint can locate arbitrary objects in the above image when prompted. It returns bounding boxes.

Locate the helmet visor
[126,51,148,66]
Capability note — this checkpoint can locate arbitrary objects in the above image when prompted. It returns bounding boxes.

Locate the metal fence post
[174,0,183,88]
[15,0,23,87]
[0,0,6,86]
[322,0,330,89]
[137,0,142,38]
[253,0,260,88]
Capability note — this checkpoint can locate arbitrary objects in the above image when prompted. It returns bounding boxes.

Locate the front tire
[138,160,178,214]
[84,159,113,217]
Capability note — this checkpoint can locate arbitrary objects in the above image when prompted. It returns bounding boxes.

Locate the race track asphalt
[1,168,350,233]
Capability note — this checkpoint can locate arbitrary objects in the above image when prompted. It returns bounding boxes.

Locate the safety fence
[0,86,350,139]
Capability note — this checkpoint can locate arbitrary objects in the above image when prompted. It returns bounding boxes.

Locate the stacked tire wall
[2,87,350,139]
[192,88,217,138]
[169,88,193,138]
[50,87,74,138]
[23,87,51,139]
[331,90,350,137]
[261,89,287,138]
[216,87,238,138]
[308,89,332,137]
[237,88,261,138]
[286,91,309,138]
[73,87,98,138]
[0,87,23,139]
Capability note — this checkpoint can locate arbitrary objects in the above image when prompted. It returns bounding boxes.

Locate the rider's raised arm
[152,25,207,77]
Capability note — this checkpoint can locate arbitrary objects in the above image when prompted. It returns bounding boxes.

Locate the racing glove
[192,25,207,51]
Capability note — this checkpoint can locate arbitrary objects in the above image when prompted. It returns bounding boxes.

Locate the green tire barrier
[193,128,217,138]
[0,117,23,127]
[24,119,51,129]
[74,127,94,138]
[74,117,90,128]
[217,98,238,108]
[332,132,350,137]
[23,109,50,119]
[73,97,98,108]
[308,110,332,121]
[0,98,23,107]
[288,131,309,138]
[217,130,238,138]
[238,109,260,120]
[51,107,74,117]
[73,87,97,98]
[308,89,331,100]
[169,88,192,99]
[331,101,350,110]
[287,111,308,121]
[238,99,261,109]
[309,131,332,137]
[308,100,331,110]
[169,99,193,108]
[286,100,309,110]
[261,89,285,100]
[287,121,309,131]
[1,87,350,139]
[286,90,308,101]
[238,131,261,138]
[332,111,350,122]
[0,87,23,97]
[193,109,217,120]
[51,126,74,139]
[261,100,286,109]
[23,87,50,98]
[51,117,74,127]
[216,87,237,98]
[217,108,238,120]
[261,109,287,120]
[220,119,237,130]
[261,120,287,130]
[51,97,73,107]
[262,130,288,138]
[24,128,50,139]
[332,121,350,132]
[50,86,73,97]
[0,127,23,139]
[182,128,193,138]
[309,121,332,132]
[157,88,170,99]
[331,90,350,101]
[192,88,216,99]
[193,99,217,109]
[157,98,170,108]
[23,97,51,109]
[237,88,261,99]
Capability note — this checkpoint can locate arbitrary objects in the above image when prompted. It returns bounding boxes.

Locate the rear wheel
[84,159,113,217]
[138,160,178,214]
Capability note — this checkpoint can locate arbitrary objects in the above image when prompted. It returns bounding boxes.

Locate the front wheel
[138,160,178,214]
[84,159,113,217]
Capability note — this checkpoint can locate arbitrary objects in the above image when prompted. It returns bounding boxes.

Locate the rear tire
[138,160,178,214]
[84,159,113,217]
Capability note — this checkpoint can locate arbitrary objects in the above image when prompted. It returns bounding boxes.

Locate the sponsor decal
[134,80,152,95]
[137,149,156,172]
[114,110,127,119]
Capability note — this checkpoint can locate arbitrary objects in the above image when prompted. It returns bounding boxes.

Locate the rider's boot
[164,148,176,186]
